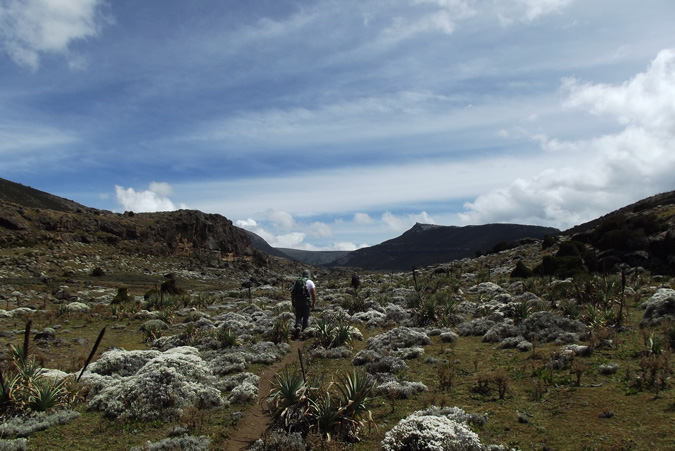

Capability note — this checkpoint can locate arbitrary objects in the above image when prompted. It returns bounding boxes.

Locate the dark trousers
[294,304,311,330]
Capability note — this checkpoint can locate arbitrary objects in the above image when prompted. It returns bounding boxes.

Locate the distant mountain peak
[331,222,561,270]
[409,223,443,232]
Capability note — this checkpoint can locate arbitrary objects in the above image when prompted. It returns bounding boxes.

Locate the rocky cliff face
[0,199,255,263]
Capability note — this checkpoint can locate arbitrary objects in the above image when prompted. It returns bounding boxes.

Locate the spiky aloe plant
[217,328,239,348]
[309,393,342,441]
[28,376,71,412]
[1,320,79,417]
[333,369,376,442]
[266,319,290,344]
[335,369,374,421]
[0,372,20,412]
[514,301,532,323]
[584,304,604,329]
[140,322,163,343]
[331,324,353,349]
[16,357,45,383]
[268,368,306,415]
[315,318,335,348]
[268,368,311,432]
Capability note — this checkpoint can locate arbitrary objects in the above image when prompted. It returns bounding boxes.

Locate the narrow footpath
[223,338,306,450]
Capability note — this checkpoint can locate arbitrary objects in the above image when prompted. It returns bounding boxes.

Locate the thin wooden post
[298,349,307,384]
[412,266,418,291]
[78,327,106,382]
[23,320,32,360]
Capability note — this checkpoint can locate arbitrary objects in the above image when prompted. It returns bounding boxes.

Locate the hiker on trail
[291,269,316,338]
[350,272,361,293]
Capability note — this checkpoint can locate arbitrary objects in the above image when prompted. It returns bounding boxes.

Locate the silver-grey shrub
[0,410,80,438]
[85,347,224,421]
[367,327,430,352]
[375,380,428,399]
[0,438,28,451]
[129,435,211,451]
[85,348,161,377]
[381,406,483,450]
[521,311,586,343]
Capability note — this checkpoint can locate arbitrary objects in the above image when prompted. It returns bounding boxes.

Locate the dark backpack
[291,278,310,307]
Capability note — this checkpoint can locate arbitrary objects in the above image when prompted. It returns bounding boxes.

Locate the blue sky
[1,0,674,250]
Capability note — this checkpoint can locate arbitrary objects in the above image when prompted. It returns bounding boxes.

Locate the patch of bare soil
[223,338,306,451]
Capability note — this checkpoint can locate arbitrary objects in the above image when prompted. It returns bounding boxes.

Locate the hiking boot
[292,326,301,339]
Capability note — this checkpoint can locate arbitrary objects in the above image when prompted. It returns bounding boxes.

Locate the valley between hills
[1,178,674,450]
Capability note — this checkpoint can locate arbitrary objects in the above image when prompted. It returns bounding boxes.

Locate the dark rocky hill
[564,191,675,275]
[0,178,258,266]
[0,178,87,212]
[329,223,561,271]
[564,190,675,236]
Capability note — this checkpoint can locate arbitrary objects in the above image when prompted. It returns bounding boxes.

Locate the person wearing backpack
[291,269,316,339]
[350,272,361,293]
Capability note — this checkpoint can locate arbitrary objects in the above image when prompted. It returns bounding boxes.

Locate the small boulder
[640,288,675,327]
[35,327,56,341]
[66,302,90,313]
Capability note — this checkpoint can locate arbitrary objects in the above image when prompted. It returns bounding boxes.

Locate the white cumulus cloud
[115,182,186,213]
[0,0,108,69]
[562,48,675,133]
[308,221,333,238]
[354,212,374,224]
[459,48,675,230]
[382,211,435,232]
[497,0,575,24]
[263,209,296,230]
[235,218,258,228]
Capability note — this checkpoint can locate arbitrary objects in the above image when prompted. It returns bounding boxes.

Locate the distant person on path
[291,269,316,339]
[350,272,361,294]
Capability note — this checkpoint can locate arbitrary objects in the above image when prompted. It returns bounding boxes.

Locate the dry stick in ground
[23,320,32,360]
[77,327,106,383]
[412,266,418,291]
[298,348,307,383]
[0,367,7,401]
[617,269,626,327]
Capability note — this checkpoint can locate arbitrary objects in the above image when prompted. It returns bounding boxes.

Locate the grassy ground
[2,254,674,450]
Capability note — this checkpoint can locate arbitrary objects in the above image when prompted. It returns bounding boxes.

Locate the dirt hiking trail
[223,338,306,451]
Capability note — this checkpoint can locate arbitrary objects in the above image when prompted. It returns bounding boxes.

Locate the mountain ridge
[328,222,561,271]
[2,177,673,273]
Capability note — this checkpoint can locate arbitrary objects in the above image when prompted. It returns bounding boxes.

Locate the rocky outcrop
[567,192,675,275]
[0,199,254,262]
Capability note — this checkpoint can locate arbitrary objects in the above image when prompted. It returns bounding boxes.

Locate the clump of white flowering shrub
[0,438,28,451]
[375,380,428,399]
[226,373,259,404]
[85,348,161,377]
[382,412,481,450]
[367,327,430,352]
[83,346,224,421]
[0,410,80,439]
[129,434,211,451]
